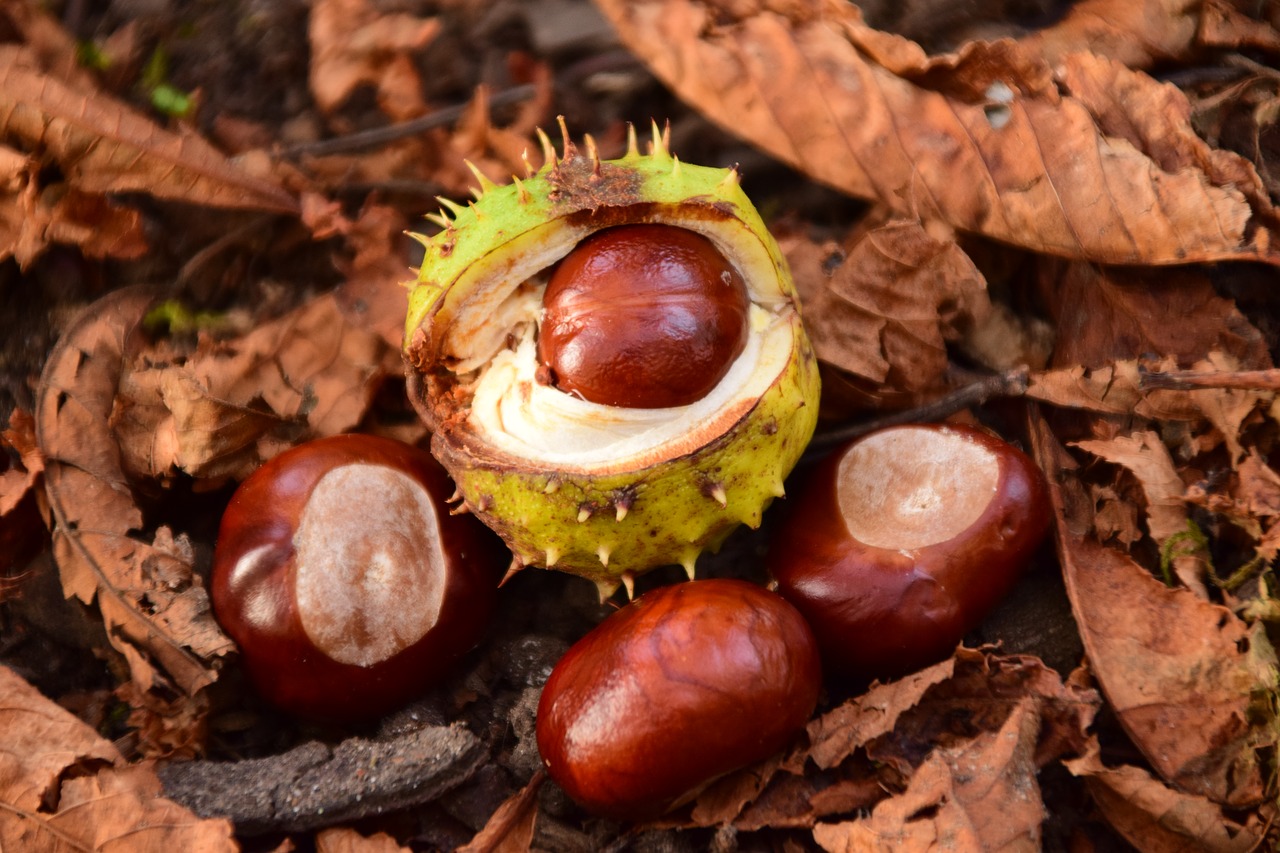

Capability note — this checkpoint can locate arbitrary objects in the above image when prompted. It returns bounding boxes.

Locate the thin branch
[277,84,538,159]
[1140,368,1280,391]
[805,366,1031,456]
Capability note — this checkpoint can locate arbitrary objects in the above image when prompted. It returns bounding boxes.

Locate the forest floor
[3,0,1280,851]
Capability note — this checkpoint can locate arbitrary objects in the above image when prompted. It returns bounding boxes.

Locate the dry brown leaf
[787,219,989,396]
[309,0,440,121]
[673,658,955,829]
[806,656,957,771]
[1186,353,1273,465]
[1200,0,1280,52]
[9,762,238,852]
[316,827,412,853]
[1065,738,1265,853]
[1197,451,1280,562]
[1059,52,1272,214]
[444,85,551,190]
[681,649,1098,832]
[593,0,1279,265]
[864,650,1099,781]
[456,771,542,853]
[1026,358,1236,423]
[1018,0,1202,68]
[728,766,884,833]
[336,202,417,349]
[1029,413,1269,809]
[0,409,42,517]
[1039,263,1271,372]
[0,44,297,213]
[0,665,235,851]
[0,664,120,812]
[0,150,148,268]
[35,287,234,703]
[812,699,1045,853]
[0,0,99,91]
[1073,430,1211,593]
[111,292,396,483]
[1089,484,1144,549]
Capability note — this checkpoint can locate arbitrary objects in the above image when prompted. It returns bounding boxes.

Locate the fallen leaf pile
[2,0,1280,850]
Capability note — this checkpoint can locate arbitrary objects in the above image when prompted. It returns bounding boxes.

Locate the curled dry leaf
[593,0,1279,265]
[110,291,396,484]
[0,146,147,268]
[1188,450,1280,565]
[1038,263,1271,373]
[456,771,543,853]
[813,699,1045,853]
[1199,0,1280,53]
[1029,413,1271,809]
[1065,738,1266,853]
[1017,0,1203,68]
[676,649,1098,833]
[316,827,413,853]
[0,409,41,510]
[0,664,120,812]
[1073,430,1212,593]
[439,83,553,194]
[308,0,440,120]
[0,665,235,851]
[35,288,234,700]
[1,409,46,580]
[785,218,989,400]
[0,0,100,91]
[0,44,297,213]
[336,202,418,350]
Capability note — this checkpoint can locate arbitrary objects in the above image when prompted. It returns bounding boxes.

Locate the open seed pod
[403,124,820,597]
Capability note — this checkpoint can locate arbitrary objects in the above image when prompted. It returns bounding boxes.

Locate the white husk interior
[469,302,793,470]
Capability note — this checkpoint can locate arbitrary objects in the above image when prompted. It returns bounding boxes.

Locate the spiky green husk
[404,124,820,595]
[426,313,818,593]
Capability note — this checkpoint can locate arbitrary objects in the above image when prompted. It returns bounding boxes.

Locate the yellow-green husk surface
[404,127,820,595]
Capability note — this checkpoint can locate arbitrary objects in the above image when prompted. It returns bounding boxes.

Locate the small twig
[1140,368,1280,392]
[277,84,538,159]
[805,366,1031,457]
[1224,53,1280,83]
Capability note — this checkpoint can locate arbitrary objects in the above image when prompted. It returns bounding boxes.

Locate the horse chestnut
[536,578,821,821]
[211,434,501,722]
[537,223,750,408]
[769,423,1050,681]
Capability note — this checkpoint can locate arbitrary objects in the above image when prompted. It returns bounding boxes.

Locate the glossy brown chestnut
[211,434,502,722]
[537,223,750,409]
[535,578,821,821]
[769,423,1050,681]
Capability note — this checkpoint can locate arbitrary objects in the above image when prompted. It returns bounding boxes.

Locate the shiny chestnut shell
[212,434,501,722]
[536,578,821,821]
[537,224,750,408]
[769,423,1050,681]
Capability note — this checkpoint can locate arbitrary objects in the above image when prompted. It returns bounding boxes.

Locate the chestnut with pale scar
[211,434,502,722]
[769,423,1050,680]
